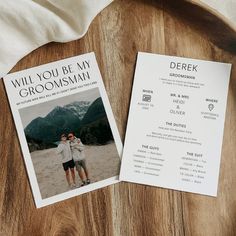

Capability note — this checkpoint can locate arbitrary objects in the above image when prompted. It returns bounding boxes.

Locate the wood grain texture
[1,0,236,235]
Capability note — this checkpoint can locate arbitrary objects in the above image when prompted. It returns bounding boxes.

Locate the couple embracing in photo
[57,132,90,189]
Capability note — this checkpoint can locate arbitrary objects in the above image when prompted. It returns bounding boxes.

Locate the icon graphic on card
[208,103,214,111]
[142,94,152,102]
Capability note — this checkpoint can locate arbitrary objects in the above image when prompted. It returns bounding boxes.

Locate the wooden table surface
[1,1,236,235]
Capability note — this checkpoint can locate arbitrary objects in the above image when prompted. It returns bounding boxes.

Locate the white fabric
[0,0,235,78]
[0,0,113,78]
[200,0,236,25]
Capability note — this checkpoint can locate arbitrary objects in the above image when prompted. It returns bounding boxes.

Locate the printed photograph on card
[3,53,122,207]
[19,88,120,199]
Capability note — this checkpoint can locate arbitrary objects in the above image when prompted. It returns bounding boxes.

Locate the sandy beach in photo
[31,142,120,199]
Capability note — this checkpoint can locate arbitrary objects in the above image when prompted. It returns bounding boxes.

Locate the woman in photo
[68,132,90,186]
[56,133,76,189]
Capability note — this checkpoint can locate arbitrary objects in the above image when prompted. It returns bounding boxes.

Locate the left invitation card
[4,52,122,208]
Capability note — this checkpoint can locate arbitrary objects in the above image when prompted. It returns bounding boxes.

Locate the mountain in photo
[24,97,114,151]
[25,101,90,144]
[81,97,106,125]
[64,101,90,119]
[79,97,114,145]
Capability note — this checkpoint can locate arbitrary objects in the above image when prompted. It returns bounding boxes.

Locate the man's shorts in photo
[74,159,87,172]
[62,159,75,171]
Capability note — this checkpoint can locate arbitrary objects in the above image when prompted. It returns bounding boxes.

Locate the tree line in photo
[24,97,114,152]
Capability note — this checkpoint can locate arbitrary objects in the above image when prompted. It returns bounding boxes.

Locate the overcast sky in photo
[19,88,100,128]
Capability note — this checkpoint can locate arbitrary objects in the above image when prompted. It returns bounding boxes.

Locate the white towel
[201,0,236,24]
[0,0,235,78]
[0,0,113,78]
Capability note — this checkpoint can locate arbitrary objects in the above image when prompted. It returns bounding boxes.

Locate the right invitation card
[120,52,232,196]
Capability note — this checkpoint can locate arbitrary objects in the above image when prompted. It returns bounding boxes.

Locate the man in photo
[68,132,90,186]
[56,133,76,189]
